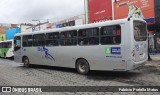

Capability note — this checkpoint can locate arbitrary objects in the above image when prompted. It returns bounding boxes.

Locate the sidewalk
[150,54,160,61]
[147,54,160,66]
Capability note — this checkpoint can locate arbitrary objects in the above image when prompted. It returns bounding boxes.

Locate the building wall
[113,0,160,52]
[0,23,11,27]
[11,24,17,28]
[88,0,112,23]
[21,25,32,33]
[114,0,155,21]
[0,26,7,34]
[24,15,84,32]
[29,22,48,31]
[36,23,48,30]
[0,34,6,41]
[5,27,20,40]
[52,15,84,28]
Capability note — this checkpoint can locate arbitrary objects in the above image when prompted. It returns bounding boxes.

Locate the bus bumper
[127,59,147,71]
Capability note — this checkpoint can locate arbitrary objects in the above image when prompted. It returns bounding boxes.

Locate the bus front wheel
[76,59,90,75]
[23,57,30,67]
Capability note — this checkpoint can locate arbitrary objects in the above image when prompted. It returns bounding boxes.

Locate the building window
[33,34,45,46]
[46,32,59,46]
[23,35,32,47]
[78,28,99,45]
[60,30,77,46]
[100,25,121,45]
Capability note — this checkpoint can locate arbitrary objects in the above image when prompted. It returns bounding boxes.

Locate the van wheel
[23,57,30,67]
[76,59,90,75]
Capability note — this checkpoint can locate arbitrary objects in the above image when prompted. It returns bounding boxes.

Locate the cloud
[0,0,84,23]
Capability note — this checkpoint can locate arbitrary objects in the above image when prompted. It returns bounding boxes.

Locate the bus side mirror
[128,17,130,21]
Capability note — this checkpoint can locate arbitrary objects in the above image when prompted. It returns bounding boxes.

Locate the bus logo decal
[144,44,147,48]
[105,47,121,55]
[105,47,111,54]
[111,47,121,55]
[37,47,55,61]
[135,45,139,51]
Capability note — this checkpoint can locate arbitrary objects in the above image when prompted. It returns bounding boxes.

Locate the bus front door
[14,36,22,63]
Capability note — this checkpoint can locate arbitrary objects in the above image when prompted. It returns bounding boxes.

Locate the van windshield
[134,21,147,41]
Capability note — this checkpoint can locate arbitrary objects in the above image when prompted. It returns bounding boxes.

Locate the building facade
[85,0,160,53]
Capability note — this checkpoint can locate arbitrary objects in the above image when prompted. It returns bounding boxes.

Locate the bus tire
[76,59,90,75]
[4,53,6,58]
[23,57,30,67]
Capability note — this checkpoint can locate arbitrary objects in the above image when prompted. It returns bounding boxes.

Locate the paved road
[0,57,160,95]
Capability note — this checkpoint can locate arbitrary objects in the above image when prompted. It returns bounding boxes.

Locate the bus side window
[115,26,121,44]
[46,32,59,46]
[79,38,84,45]
[23,35,32,47]
[115,36,121,44]
[60,30,77,46]
[60,33,66,46]
[78,28,99,45]
[8,42,12,48]
[78,30,85,45]
[33,34,45,46]
[6,42,9,48]
[100,25,121,45]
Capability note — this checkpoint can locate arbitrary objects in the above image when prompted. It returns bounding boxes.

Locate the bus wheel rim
[79,62,87,73]
[24,58,29,65]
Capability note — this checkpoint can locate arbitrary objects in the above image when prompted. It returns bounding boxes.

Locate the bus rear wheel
[76,59,90,75]
[23,57,30,67]
[4,53,6,58]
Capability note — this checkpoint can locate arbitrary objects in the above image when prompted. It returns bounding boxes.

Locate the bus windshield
[134,21,147,41]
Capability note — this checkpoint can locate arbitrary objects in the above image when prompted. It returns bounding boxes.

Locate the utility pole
[84,0,89,24]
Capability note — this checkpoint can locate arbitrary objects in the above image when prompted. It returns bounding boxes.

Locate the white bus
[14,18,148,74]
[0,40,14,58]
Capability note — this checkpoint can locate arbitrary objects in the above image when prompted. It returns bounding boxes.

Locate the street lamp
[32,20,40,30]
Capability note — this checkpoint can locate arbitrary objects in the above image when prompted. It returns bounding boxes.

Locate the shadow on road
[23,64,77,74]
[18,64,158,86]
[19,64,141,80]
[0,57,14,60]
[87,71,140,80]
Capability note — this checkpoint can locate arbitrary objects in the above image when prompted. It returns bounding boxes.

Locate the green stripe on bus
[0,48,9,57]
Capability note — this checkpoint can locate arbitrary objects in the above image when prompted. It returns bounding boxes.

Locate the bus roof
[0,39,13,43]
[15,18,145,36]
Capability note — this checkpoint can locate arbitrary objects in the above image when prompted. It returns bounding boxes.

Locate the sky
[0,0,84,24]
